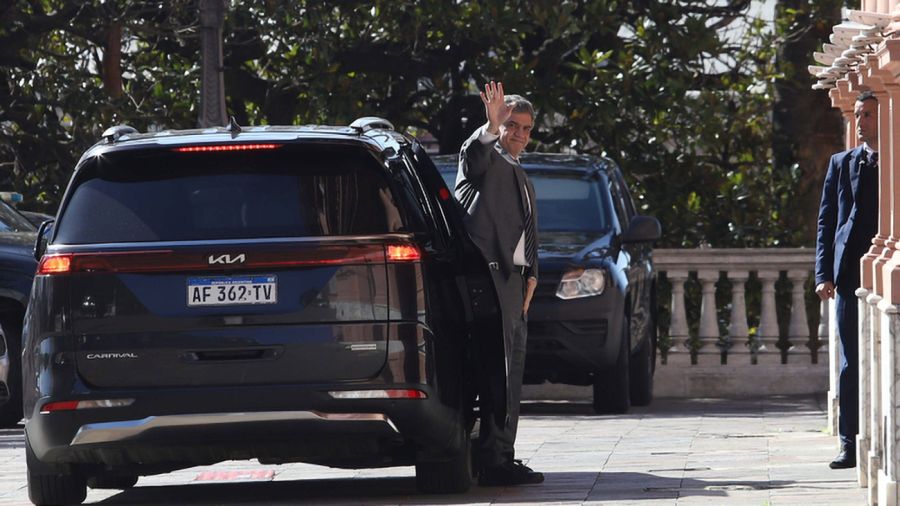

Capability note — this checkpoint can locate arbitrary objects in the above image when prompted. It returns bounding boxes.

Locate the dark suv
[435,153,660,414]
[0,198,37,427]
[23,119,506,505]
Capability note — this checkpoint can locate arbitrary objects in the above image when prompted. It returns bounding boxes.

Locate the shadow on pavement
[520,394,827,419]
[92,471,802,505]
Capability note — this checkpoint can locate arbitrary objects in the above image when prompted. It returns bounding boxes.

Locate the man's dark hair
[857,90,877,104]
[504,94,535,121]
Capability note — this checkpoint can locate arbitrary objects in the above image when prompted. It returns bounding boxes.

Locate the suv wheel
[0,315,23,428]
[415,423,472,494]
[87,474,138,490]
[26,437,87,506]
[629,321,654,407]
[592,317,630,414]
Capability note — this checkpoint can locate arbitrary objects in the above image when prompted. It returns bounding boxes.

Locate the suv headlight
[556,268,607,300]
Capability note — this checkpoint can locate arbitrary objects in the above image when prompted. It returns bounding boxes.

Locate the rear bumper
[26,383,463,471]
[24,320,470,472]
[69,410,400,446]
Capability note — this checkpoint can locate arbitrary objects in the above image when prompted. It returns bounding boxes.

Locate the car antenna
[227,116,241,138]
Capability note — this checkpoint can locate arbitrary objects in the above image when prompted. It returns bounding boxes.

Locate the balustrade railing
[654,248,832,399]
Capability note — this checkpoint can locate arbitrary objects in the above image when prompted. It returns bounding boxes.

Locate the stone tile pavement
[0,395,866,505]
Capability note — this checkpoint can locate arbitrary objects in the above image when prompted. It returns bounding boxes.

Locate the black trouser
[478,269,528,468]
[835,289,859,448]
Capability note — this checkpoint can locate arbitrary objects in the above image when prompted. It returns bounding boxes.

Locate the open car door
[407,142,509,428]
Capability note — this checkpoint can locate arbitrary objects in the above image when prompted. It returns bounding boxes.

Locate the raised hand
[480,81,512,135]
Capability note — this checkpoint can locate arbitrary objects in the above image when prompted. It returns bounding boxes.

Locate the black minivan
[23,119,506,505]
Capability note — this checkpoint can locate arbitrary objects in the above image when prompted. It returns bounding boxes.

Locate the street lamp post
[199,0,226,128]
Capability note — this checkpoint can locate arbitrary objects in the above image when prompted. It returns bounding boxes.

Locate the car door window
[608,179,629,233]
[614,170,636,219]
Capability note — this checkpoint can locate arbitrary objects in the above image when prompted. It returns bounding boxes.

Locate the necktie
[871,151,879,168]
[524,183,537,267]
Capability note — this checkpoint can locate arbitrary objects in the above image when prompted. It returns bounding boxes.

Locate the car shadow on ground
[520,394,827,419]
[92,471,802,505]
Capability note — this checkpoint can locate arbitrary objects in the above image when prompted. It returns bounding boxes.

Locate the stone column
[696,270,721,366]
[858,67,890,297]
[666,270,691,366]
[823,298,839,436]
[786,270,811,364]
[868,292,884,503]
[873,38,900,506]
[756,270,781,365]
[727,270,751,363]
[877,299,900,506]
[858,288,873,488]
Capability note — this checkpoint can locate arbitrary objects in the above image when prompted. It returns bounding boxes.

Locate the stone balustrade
[653,248,831,401]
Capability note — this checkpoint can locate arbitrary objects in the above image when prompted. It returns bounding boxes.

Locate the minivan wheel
[26,437,87,506]
[592,318,630,414]
[87,474,138,490]
[0,315,24,428]
[415,426,472,494]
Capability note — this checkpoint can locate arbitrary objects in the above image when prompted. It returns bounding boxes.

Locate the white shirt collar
[863,143,876,157]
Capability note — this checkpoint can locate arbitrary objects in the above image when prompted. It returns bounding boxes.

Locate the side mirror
[34,219,54,261]
[621,215,661,244]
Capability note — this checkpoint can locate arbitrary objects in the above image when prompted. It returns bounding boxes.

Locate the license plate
[187,275,277,307]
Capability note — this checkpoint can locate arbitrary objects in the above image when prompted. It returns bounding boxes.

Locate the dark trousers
[478,270,528,468]
[835,290,859,448]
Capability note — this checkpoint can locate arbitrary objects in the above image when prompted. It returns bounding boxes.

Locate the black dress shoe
[478,460,544,486]
[829,447,856,469]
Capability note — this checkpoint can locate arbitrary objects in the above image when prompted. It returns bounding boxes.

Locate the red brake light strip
[37,244,421,275]
[172,144,282,153]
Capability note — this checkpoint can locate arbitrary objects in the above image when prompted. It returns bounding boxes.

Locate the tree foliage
[1,0,840,249]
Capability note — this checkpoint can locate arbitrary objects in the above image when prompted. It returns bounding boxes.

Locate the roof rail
[101,125,139,144]
[350,116,394,134]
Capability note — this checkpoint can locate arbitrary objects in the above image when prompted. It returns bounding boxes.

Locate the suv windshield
[529,174,612,233]
[56,145,405,244]
[0,201,36,232]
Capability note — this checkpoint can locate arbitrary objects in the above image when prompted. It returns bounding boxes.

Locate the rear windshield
[56,144,406,244]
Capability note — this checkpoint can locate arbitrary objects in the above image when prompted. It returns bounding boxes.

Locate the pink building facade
[815,4,900,504]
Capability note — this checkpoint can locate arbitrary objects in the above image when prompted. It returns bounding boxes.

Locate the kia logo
[208,253,246,265]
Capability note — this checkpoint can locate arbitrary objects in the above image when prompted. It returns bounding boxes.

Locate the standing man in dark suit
[815,90,880,470]
[455,81,543,486]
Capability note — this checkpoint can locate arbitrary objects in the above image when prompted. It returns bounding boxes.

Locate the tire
[26,437,87,506]
[0,315,23,428]
[87,474,138,490]
[415,426,472,494]
[629,322,654,407]
[593,316,631,414]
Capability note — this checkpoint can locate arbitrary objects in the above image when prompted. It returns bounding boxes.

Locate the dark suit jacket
[815,145,876,294]
[455,125,539,282]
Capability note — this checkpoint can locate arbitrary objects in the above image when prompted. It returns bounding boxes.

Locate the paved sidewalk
[0,395,865,505]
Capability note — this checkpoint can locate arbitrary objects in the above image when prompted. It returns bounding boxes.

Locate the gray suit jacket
[455,125,539,282]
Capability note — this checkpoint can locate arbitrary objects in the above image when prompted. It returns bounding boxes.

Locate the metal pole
[199,0,226,128]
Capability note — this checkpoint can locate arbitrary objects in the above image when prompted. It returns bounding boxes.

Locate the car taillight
[37,255,72,274]
[328,389,428,399]
[40,398,134,414]
[386,244,421,262]
[171,143,282,153]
